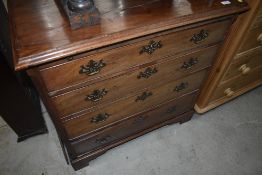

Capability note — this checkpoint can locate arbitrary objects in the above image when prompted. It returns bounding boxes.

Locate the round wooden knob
[239,64,251,75]
[257,34,262,44]
[224,88,234,97]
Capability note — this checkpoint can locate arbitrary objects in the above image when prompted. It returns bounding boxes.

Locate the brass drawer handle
[90,113,110,124]
[132,116,147,124]
[239,64,251,75]
[135,91,153,102]
[174,82,189,92]
[79,60,106,76]
[224,88,234,97]
[137,67,158,79]
[190,30,209,44]
[257,34,262,44]
[181,58,199,70]
[140,40,162,55]
[95,136,111,144]
[85,89,108,102]
[166,106,177,114]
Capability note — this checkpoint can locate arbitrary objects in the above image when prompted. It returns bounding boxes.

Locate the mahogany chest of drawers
[7,0,248,170]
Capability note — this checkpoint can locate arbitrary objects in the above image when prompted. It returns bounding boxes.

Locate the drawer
[238,26,262,53]
[223,47,262,81]
[210,65,262,102]
[69,91,198,156]
[62,70,207,139]
[252,15,262,29]
[52,46,218,117]
[39,19,231,95]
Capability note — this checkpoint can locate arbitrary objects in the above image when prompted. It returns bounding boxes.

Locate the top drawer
[39,19,232,95]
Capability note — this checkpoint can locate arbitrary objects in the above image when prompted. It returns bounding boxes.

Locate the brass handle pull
[257,34,262,44]
[90,113,110,124]
[79,59,106,76]
[137,67,158,79]
[224,88,234,97]
[166,106,177,114]
[85,89,108,102]
[174,82,189,92]
[190,30,209,44]
[95,136,111,144]
[132,116,147,124]
[140,40,162,55]
[239,64,251,75]
[181,58,199,70]
[135,91,153,102]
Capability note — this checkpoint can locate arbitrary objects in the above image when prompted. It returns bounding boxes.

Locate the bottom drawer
[210,65,262,102]
[69,91,198,157]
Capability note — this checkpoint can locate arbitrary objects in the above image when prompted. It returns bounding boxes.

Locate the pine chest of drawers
[8,0,248,170]
[195,0,261,113]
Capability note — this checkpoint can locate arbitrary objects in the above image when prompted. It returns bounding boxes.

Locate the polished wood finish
[195,0,262,113]
[8,0,248,71]
[62,70,207,139]
[70,91,198,157]
[51,47,216,118]
[39,20,228,94]
[8,0,248,170]
[56,69,207,122]
[71,110,195,170]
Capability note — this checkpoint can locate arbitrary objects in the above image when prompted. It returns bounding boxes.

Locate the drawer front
[40,19,231,94]
[52,46,218,117]
[238,26,262,53]
[252,15,262,29]
[63,70,207,139]
[210,66,262,102]
[223,48,262,81]
[69,91,198,156]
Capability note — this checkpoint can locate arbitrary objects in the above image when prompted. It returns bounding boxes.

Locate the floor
[0,86,262,175]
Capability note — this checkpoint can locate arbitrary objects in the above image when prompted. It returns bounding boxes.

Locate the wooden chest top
[8,0,248,70]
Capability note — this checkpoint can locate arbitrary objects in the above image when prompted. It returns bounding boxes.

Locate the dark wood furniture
[0,0,47,142]
[195,0,262,113]
[7,0,248,170]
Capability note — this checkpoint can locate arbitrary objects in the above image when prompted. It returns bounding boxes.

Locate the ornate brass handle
[79,59,106,76]
[239,64,251,75]
[174,82,189,92]
[166,106,177,114]
[224,88,234,97]
[181,58,199,70]
[140,40,162,55]
[90,113,109,123]
[135,91,153,102]
[95,136,111,144]
[190,30,209,44]
[132,116,147,124]
[257,34,262,44]
[85,89,108,102]
[137,67,158,79]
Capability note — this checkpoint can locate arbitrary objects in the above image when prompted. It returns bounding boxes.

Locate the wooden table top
[8,0,248,70]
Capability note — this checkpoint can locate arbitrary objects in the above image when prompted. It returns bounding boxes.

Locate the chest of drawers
[195,0,262,113]
[8,0,248,170]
